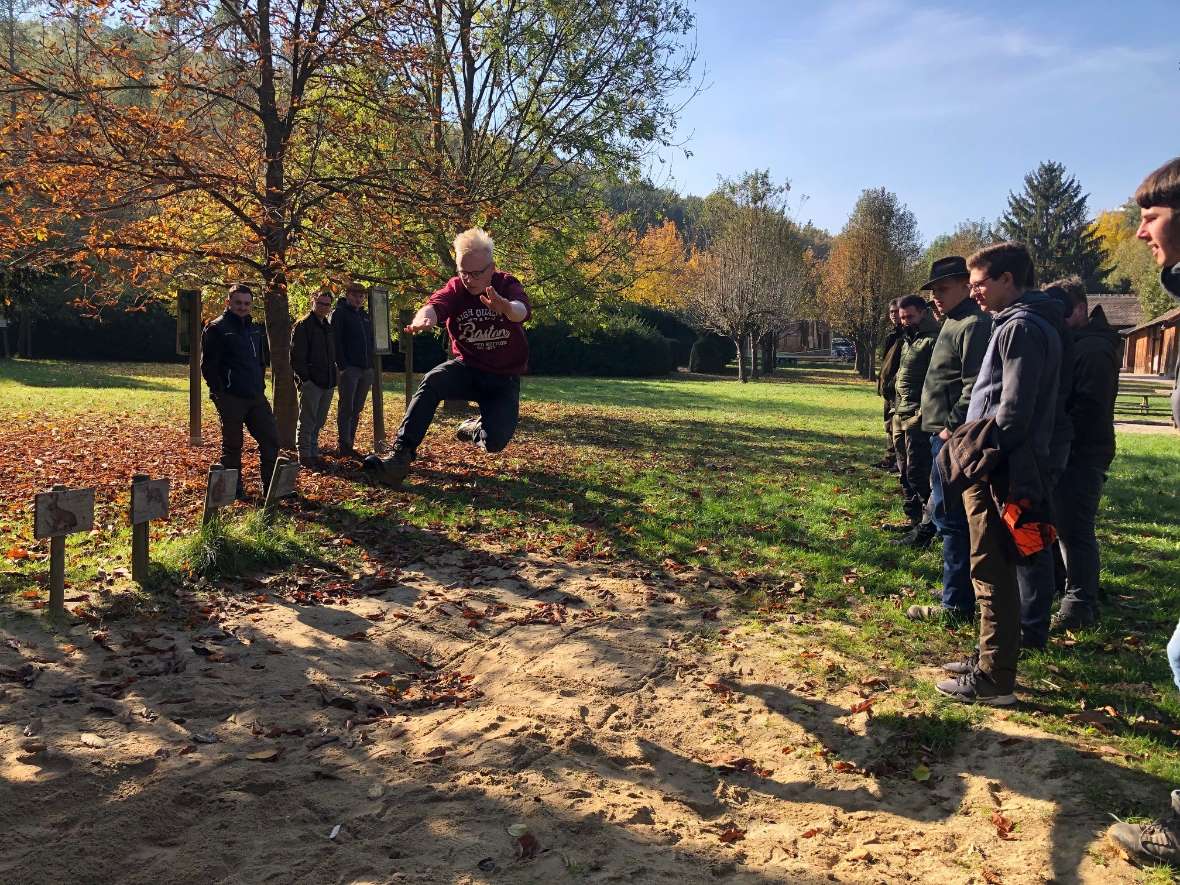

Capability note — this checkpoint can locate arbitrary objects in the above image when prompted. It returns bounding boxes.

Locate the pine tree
[999,161,1109,291]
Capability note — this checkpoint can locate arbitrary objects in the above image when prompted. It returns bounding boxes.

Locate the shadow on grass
[0,359,181,392]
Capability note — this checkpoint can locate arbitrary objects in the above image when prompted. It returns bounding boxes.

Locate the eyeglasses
[968,277,992,293]
[458,260,494,279]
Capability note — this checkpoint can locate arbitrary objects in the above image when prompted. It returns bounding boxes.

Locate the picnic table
[1116,376,1175,418]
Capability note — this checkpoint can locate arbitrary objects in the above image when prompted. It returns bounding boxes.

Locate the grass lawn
[2,357,1179,786]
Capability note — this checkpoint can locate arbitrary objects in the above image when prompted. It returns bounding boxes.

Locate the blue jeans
[1169,619,1180,693]
[929,435,973,616]
[1017,470,1060,650]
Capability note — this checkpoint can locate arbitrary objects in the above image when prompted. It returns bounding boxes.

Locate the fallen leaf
[991,811,1017,840]
[912,764,931,782]
[246,748,282,762]
[341,631,370,642]
[79,732,107,748]
[718,827,746,843]
[849,698,874,715]
[6,546,30,560]
[800,827,823,839]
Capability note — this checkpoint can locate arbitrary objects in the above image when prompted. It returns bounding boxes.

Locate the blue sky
[657,0,1180,243]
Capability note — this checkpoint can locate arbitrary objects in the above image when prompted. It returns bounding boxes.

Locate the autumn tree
[683,171,813,383]
[922,218,997,272]
[819,187,920,379]
[624,220,693,309]
[999,161,1107,291]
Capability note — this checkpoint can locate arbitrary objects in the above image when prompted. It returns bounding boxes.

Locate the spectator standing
[936,243,1061,706]
[876,298,904,471]
[200,283,280,499]
[332,281,374,457]
[291,288,337,469]
[889,294,940,548]
[1107,156,1180,869]
[906,257,992,622]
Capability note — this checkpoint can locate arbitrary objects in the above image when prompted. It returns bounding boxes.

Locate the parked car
[831,337,855,362]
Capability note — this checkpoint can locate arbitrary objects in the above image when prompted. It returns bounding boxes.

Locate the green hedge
[688,334,736,374]
[527,315,674,376]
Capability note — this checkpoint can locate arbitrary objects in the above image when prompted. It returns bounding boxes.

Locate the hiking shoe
[889,524,937,548]
[1050,609,1096,634]
[455,418,481,444]
[941,648,980,675]
[907,605,971,625]
[1108,790,1180,866]
[881,521,915,533]
[935,668,1016,706]
[873,457,898,471]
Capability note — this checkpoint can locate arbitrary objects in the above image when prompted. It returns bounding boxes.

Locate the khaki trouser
[962,481,1020,692]
[297,381,334,459]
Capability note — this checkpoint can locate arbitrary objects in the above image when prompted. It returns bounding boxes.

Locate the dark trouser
[297,381,334,459]
[337,366,373,451]
[962,481,1019,693]
[883,401,896,461]
[1053,458,1108,622]
[1016,469,1060,650]
[929,434,973,616]
[894,425,932,526]
[395,359,520,456]
[213,392,280,494]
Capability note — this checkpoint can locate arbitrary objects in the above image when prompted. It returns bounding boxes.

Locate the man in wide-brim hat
[905,256,992,625]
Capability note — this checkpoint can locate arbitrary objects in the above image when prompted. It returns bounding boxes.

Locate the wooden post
[48,484,66,619]
[130,473,149,584]
[399,309,414,407]
[371,347,385,449]
[186,290,203,447]
[262,456,299,516]
[202,465,237,525]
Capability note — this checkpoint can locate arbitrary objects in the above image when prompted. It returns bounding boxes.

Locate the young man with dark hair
[1043,276,1122,632]
[291,288,337,469]
[200,283,280,499]
[889,293,941,547]
[875,298,904,471]
[1107,157,1180,868]
[906,257,992,622]
[935,242,1062,705]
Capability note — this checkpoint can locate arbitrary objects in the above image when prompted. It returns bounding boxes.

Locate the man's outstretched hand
[479,286,511,315]
[404,315,435,334]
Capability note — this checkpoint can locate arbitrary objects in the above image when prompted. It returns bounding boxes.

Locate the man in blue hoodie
[936,243,1061,706]
[1107,156,1180,868]
[200,283,280,499]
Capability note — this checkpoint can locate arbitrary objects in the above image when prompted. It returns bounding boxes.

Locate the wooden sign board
[268,461,300,500]
[206,468,239,510]
[34,488,95,539]
[370,287,392,355]
[131,478,170,524]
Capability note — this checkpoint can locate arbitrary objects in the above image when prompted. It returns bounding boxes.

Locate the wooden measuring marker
[262,456,300,514]
[130,473,169,584]
[33,484,95,618]
[202,465,239,524]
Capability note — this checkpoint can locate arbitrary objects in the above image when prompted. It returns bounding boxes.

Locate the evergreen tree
[999,161,1108,291]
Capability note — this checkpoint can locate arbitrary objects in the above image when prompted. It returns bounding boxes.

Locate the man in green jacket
[906,257,992,621]
[875,298,903,470]
[889,294,941,547]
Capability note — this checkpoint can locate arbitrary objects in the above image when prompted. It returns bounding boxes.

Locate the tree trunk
[734,336,748,382]
[749,332,760,379]
[761,333,776,375]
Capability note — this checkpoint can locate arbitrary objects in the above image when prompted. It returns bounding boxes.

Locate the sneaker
[941,648,980,675]
[906,605,971,625]
[1108,790,1180,866]
[455,417,481,444]
[880,521,915,533]
[935,668,1016,706]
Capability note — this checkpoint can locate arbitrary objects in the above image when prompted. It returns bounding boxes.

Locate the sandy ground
[0,529,1158,885]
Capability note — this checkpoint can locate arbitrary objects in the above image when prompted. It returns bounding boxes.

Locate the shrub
[688,334,736,374]
[528,315,674,376]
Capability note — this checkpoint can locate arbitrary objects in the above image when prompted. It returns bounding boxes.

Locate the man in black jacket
[200,283,279,498]
[291,288,337,469]
[1046,279,1122,631]
[331,281,374,457]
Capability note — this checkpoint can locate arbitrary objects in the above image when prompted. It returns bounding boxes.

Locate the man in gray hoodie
[1107,156,1180,868]
[936,242,1061,706]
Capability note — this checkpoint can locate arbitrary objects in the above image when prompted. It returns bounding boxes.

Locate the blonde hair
[453,227,494,263]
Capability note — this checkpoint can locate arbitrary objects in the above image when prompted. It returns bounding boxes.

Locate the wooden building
[1123,304,1180,378]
